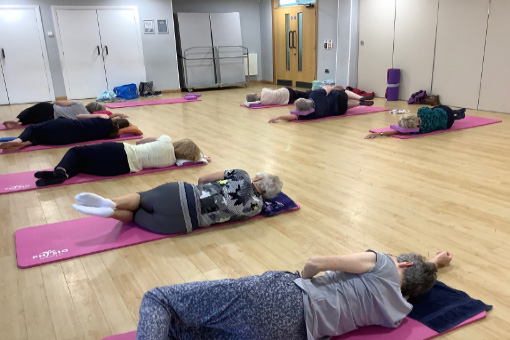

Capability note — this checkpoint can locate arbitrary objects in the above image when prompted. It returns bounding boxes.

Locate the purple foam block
[387,68,400,84]
[390,124,419,133]
[290,108,315,116]
[184,94,198,100]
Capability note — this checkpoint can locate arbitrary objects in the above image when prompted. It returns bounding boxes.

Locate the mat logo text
[33,249,69,259]
[5,184,30,190]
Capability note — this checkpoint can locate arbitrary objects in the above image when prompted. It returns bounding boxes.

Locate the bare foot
[0,141,25,152]
[2,120,21,129]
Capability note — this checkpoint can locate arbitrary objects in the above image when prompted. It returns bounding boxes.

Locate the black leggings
[16,102,54,125]
[56,142,130,178]
[286,87,311,104]
[434,105,465,129]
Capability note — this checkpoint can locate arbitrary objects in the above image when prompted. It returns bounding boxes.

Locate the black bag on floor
[139,81,154,96]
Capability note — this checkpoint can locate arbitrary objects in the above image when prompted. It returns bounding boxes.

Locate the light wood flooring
[1,83,509,339]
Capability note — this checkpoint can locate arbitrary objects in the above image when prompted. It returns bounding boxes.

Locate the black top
[19,118,113,145]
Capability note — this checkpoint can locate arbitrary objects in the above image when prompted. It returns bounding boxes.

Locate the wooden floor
[1,83,508,339]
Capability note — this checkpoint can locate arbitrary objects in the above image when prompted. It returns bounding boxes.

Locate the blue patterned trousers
[136,271,307,340]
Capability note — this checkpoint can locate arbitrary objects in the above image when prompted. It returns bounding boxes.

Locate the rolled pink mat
[386,68,400,101]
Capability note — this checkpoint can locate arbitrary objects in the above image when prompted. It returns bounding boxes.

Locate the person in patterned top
[365,105,466,138]
[72,169,283,235]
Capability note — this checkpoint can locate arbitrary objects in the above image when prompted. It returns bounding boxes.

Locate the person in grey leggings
[72,169,283,234]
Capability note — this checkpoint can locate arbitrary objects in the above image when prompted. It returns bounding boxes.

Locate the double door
[54,8,146,99]
[0,6,54,104]
[273,5,317,88]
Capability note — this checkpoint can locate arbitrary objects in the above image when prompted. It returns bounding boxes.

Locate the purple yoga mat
[1,162,205,195]
[105,98,201,109]
[0,134,142,154]
[14,192,299,268]
[240,103,293,109]
[292,106,387,123]
[100,311,487,340]
[386,68,400,101]
[370,115,502,139]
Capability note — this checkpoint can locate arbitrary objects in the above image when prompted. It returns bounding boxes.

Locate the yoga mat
[99,307,487,340]
[1,162,206,195]
[0,134,142,154]
[386,68,400,101]
[369,115,502,139]
[240,103,293,109]
[105,98,201,108]
[15,192,299,268]
[0,123,29,131]
[292,106,387,123]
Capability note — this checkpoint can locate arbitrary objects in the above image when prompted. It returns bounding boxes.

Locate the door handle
[292,31,297,49]
[1,48,4,59]
[105,45,109,55]
[97,46,100,56]
[288,31,292,49]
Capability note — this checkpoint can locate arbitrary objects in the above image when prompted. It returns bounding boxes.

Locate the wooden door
[0,7,53,103]
[273,4,316,88]
[97,9,146,90]
[55,9,108,99]
[357,0,396,96]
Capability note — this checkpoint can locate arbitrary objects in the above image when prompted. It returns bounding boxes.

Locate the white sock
[74,192,116,208]
[72,204,114,218]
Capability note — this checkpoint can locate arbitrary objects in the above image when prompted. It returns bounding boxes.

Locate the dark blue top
[298,89,340,120]
[20,118,113,145]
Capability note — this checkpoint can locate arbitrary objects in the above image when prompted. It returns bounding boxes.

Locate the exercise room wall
[0,0,180,98]
[317,0,338,83]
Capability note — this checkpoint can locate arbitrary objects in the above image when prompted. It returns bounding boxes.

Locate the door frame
[52,5,146,99]
[0,5,55,102]
[271,0,318,86]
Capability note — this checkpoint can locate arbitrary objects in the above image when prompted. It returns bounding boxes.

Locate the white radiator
[244,53,258,76]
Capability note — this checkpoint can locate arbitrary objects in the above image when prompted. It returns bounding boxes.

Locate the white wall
[259,0,273,82]
[317,0,338,82]
[0,0,180,98]
[335,0,358,87]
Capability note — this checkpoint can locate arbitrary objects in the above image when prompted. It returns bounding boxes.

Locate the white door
[478,0,510,113]
[176,13,216,88]
[97,9,146,90]
[210,12,245,86]
[0,65,9,105]
[393,0,438,100]
[0,7,53,103]
[55,9,107,99]
[431,0,489,109]
[357,0,396,96]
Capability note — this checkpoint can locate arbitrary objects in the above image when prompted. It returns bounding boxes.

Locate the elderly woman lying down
[73,169,283,234]
[135,250,453,339]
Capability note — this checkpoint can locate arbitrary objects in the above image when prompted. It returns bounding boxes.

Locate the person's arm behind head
[198,171,225,185]
[301,252,377,279]
[77,113,109,120]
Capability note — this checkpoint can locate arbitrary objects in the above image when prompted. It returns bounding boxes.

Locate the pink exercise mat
[14,193,299,268]
[292,106,387,123]
[0,123,29,130]
[0,134,142,154]
[240,103,293,109]
[105,98,201,109]
[369,115,502,138]
[100,311,487,340]
[1,162,205,195]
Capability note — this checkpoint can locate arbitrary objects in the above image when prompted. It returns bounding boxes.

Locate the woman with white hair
[268,87,374,123]
[72,169,283,234]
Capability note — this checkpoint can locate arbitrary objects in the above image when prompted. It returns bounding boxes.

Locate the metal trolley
[179,45,250,92]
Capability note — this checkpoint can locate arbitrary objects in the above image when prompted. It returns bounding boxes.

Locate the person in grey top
[72,169,283,235]
[133,250,451,339]
[2,100,127,128]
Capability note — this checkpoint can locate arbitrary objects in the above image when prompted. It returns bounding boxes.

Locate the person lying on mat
[72,169,283,234]
[34,136,207,186]
[364,105,466,139]
[0,114,135,152]
[246,87,312,106]
[268,87,375,123]
[2,101,128,128]
[135,250,453,339]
